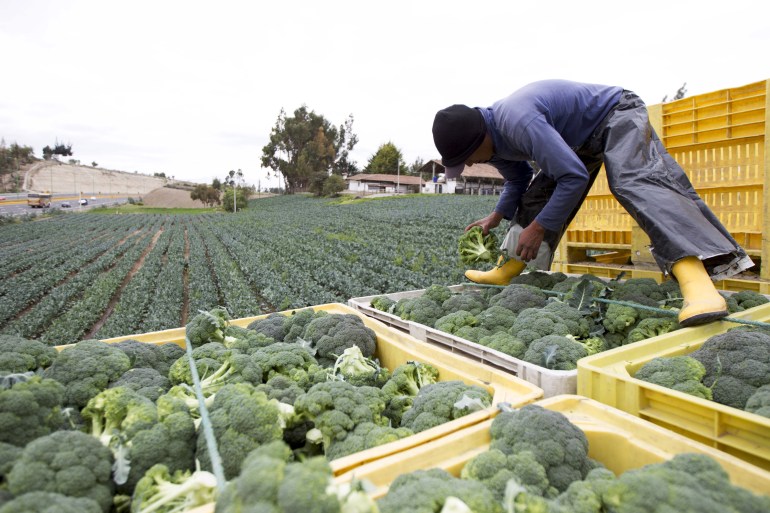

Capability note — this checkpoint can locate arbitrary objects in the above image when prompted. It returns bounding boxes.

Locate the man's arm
[492,159,534,220]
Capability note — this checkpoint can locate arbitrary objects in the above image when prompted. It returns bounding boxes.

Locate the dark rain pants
[513,90,752,278]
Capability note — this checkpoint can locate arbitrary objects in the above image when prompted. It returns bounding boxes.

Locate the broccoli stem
[139,470,218,513]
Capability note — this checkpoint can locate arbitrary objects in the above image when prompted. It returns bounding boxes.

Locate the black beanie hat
[432,104,486,167]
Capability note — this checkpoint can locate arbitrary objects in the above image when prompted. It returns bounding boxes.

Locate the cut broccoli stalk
[458,226,501,265]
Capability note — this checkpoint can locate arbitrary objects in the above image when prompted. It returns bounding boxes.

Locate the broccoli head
[247,312,288,341]
[255,374,307,406]
[488,284,548,315]
[434,310,478,335]
[325,421,414,461]
[634,356,713,400]
[43,339,132,408]
[0,375,64,447]
[282,308,321,344]
[626,317,680,345]
[6,430,115,512]
[252,341,318,380]
[377,467,502,513]
[489,404,602,493]
[302,313,378,367]
[109,367,171,402]
[476,305,518,333]
[197,383,287,479]
[510,303,590,345]
[110,339,180,376]
[398,296,446,327]
[509,270,564,291]
[0,491,102,513]
[461,448,552,501]
[424,284,453,304]
[609,278,667,303]
[130,463,217,513]
[221,325,275,354]
[690,329,770,409]
[522,335,589,371]
[381,361,440,427]
[0,335,58,373]
[458,226,500,265]
[328,345,390,388]
[370,295,397,313]
[479,332,528,359]
[745,384,770,418]
[400,380,492,433]
[293,380,388,453]
[731,290,770,311]
[185,307,230,348]
[442,292,488,316]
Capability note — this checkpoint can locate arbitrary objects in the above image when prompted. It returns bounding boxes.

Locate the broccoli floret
[168,343,262,394]
[522,335,589,370]
[476,305,518,333]
[658,279,684,309]
[6,430,114,512]
[276,456,349,513]
[690,330,770,409]
[167,342,229,385]
[247,312,288,341]
[434,310,478,335]
[82,386,196,493]
[400,381,492,433]
[294,380,388,453]
[378,468,502,513]
[130,463,216,513]
[185,307,230,348]
[489,404,601,493]
[325,421,414,460]
[0,376,64,447]
[424,284,454,304]
[626,317,680,345]
[0,335,58,373]
[442,292,488,316]
[744,384,770,418]
[328,346,390,388]
[634,356,713,400]
[509,303,590,345]
[0,441,22,483]
[302,314,377,367]
[479,332,528,359]
[109,367,171,402]
[399,296,446,327]
[458,226,500,265]
[370,296,397,313]
[197,383,287,479]
[0,491,102,513]
[381,361,440,427]
[43,339,131,408]
[488,284,548,315]
[731,290,770,311]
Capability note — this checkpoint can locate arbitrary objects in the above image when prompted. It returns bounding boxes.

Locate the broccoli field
[0,194,499,346]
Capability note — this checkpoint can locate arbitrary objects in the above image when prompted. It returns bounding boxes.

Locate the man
[432,79,753,327]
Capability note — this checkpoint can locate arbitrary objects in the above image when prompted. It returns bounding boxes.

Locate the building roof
[418,160,504,181]
[345,173,424,185]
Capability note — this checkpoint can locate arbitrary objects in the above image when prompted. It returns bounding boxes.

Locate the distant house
[417,160,505,195]
[345,173,424,194]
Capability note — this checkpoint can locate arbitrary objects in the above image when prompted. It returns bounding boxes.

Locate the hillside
[23,161,179,197]
[142,186,207,208]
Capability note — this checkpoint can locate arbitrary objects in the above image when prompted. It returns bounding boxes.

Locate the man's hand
[465,211,503,235]
[516,220,546,262]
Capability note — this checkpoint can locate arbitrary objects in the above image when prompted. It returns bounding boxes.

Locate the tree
[212,178,222,191]
[363,142,407,175]
[222,187,249,212]
[42,139,73,160]
[261,106,358,193]
[322,174,346,197]
[408,157,425,176]
[190,184,221,207]
[92,162,98,167]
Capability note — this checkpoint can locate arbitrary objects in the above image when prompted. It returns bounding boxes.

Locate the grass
[87,204,217,215]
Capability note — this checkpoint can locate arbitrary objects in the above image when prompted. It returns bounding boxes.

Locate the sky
[1,0,768,189]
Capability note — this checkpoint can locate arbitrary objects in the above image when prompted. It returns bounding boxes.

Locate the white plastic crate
[349,284,576,397]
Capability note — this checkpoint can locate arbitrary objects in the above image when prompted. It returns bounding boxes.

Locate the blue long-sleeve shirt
[478,80,623,232]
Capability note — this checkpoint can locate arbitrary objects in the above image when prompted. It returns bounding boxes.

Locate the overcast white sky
[1,0,768,188]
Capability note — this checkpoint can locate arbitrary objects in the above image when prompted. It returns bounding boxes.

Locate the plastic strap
[185,335,226,490]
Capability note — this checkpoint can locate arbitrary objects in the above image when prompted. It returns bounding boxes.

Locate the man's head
[432,104,488,179]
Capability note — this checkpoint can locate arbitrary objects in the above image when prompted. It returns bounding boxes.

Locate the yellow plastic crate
[334,395,770,500]
[578,302,770,471]
[94,303,543,476]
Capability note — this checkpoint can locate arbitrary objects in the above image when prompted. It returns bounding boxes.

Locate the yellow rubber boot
[671,256,728,327]
[465,257,526,286]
